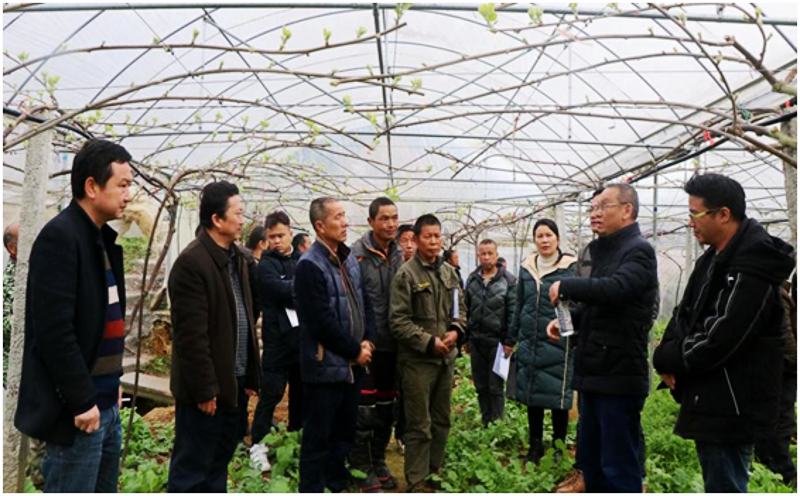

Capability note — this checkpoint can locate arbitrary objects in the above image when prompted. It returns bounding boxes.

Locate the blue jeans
[42,405,122,493]
[576,392,646,493]
[695,441,753,493]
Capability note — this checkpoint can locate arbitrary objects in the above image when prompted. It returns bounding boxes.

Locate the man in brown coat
[167,181,260,492]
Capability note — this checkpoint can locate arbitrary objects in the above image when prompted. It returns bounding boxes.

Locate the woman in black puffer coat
[510,219,577,463]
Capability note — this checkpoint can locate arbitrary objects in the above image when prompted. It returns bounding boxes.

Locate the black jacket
[653,218,795,443]
[256,248,300,367]
[168,230,260,408]
[15,201,126,446]
[351,231,404,352]
[465,265,517,346]
[558,223,658,397]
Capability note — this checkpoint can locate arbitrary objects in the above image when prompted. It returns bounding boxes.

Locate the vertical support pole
[555,204,566,251]
[782,117,797,247]
[3,117,54,493]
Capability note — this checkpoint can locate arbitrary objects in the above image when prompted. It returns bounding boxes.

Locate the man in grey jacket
[350,197,404,491]
[464,239,516,426]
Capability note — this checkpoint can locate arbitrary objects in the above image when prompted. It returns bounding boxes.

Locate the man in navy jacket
[295,197,376,493]
[548,183,658,493]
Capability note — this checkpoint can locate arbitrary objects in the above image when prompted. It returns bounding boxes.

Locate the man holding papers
[464,239,517,426]
[250,210,304,472]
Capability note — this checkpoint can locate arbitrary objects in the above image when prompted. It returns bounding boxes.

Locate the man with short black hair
[167,181,261,492]
[15,139,133,493]
[293,232,313,254]
[654,173,795,493]
[350,197,404,491]
[295,197,376,493]
[249,210,304,472]
[390,214,467,491]
[465,239,516,426]
[547,183,658,493]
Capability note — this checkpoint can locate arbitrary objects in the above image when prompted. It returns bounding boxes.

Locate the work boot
[525,439,545,465]
[555,470,586,493]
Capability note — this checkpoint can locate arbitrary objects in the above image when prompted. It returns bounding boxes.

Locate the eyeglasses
[688,209,719,221]
[587,202,630,214]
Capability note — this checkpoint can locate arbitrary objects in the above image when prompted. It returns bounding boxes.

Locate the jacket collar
[359,230,399,261]
[315,239,351,267]
[468,264,505,285]
[414,252,443,271]
[521,251,577,282]
[69,200,120,248]
[198,228,239,269]
[595,222,641,251]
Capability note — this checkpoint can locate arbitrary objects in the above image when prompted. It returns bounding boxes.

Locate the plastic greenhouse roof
[2,2,797,243]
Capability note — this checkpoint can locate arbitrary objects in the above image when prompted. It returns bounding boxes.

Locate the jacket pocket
[411,285,434,317]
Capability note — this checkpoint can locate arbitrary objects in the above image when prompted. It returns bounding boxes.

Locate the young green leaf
[478,4,498,28]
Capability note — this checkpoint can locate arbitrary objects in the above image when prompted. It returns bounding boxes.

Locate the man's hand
[503,345,514,358]
[198,397,217,416]
[661,373,676,390]
[245,389,258,397]
[546,319,560,341]
[433,337,451,356]
[357,343,373,366]
[549,281,561,306]
[74,405,101,433]
[118,385,124,410]
[442,331,459,350]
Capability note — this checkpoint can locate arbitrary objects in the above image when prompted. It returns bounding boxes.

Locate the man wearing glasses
[546,183,658,493]
[654,173,795,492]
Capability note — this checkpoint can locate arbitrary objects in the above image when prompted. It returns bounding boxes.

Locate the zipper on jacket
[723,367,741,415]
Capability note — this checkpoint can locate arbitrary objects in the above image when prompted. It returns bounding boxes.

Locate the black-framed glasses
[587,202,630,214]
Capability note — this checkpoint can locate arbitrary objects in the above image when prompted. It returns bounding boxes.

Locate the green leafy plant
[478,4,498,29]
[279,26,292,51]
[528,7,544,25]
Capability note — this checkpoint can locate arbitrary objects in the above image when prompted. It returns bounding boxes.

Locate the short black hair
[533,218,560,239]
[684,173,746,222]
[479,239,497,249]
[71,139,132,199]
[309,197,338,233]
[246,225,266,250]
[199,181,239,229]
[498,257,507,264]
[292,232,310,251]
[396,224,414,240]
[265,210,291,230]
[603,183,640,220]
[369,197,396,220]
[413,214,441,237]
[443,249,456,264]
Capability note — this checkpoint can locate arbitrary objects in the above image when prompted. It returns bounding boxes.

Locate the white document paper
[285,308,299,327]
[492,342,510,380]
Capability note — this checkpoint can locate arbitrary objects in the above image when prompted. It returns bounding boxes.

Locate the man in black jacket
[547,183,658,493]
[167,182,261,492]
[465,239,516,426]
[15,139,132,493]
[350,197,404,491]
[250,211,304,472]
[295,197,376,493]
[654,174,795,493]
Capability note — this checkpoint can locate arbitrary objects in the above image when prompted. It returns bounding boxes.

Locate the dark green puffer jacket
[510,252,577,410]
[464,265,517,346]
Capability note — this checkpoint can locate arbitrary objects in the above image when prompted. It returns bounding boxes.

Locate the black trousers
[352,351,398,473]
[528,406,569,444]
[251,362,304,443]
[299,380,359,493]
[168,380,248,493]
[755,371,797,484]
[469,341,505,426]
